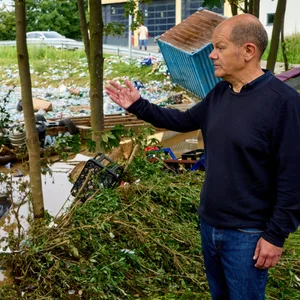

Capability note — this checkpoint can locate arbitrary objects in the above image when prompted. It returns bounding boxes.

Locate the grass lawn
[0,46,166,88]
[262,33,300,65]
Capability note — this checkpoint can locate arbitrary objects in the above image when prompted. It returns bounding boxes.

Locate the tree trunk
[248,0,253,14]
[89,0,104,150]
[266,0,287,72]
[228,0,238,15]
[244,0,248,13]
[252,0,260,18]
[77,0,91,69]
[281,17,289,71]
[15,0,44,218]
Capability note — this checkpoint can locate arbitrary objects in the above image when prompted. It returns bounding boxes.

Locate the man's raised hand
[105,79,141,109]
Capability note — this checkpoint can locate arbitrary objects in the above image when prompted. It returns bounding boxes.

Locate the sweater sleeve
[261,94,300,247]
[127,96,208,132]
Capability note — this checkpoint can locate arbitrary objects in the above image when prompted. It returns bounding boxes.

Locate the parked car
[26,31,83,50]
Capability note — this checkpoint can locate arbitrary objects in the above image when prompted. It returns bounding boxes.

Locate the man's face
[209,24,244,80]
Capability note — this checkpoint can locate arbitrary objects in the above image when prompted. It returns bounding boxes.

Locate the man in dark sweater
[105,14,300,300]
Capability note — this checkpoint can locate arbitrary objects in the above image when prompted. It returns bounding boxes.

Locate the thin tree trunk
[89,0,104,150]
[15,0,44,218]
[252,0,260,18]
[228,0,238,16]
[248,0,253,14]
[281,17,289,71]
[77,0,91,69]
[266,0,287,72]
[244,0,248,13]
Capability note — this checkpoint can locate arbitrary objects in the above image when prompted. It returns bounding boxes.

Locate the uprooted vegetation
[0,154,300,299]
[0,155,209,299]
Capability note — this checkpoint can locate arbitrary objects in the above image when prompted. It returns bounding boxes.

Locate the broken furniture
[70,153,123,202]
[147,147,205,172]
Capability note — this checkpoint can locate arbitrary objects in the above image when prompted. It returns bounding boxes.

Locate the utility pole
[128,15,132,60]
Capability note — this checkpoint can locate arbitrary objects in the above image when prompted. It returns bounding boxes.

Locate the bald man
[105,14,300,299]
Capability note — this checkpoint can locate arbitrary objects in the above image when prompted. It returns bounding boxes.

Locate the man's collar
[228,70,272,93]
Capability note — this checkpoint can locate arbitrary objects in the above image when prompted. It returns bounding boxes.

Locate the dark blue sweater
[127,71,300,247]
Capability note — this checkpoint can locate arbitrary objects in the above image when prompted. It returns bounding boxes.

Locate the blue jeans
[200,218,268,300]
[139,39,147,49]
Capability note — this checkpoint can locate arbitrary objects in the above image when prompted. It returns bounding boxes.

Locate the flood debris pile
[0,155,208,299]
[0,54,175,122]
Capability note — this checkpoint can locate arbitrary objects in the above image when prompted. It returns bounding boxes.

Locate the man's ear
[244,43,256,61]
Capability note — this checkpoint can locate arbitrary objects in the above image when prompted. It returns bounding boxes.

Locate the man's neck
[229,66,264,93]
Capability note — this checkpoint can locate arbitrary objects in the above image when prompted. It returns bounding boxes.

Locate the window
[267,13,275,25]
[27,33,40,39]
[139,0,176,41]
[43,32,63,39]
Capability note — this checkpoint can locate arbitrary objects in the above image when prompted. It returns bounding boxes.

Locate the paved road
[260,60,300,75]
[0,38,297,75]
[131,44,300,75]
[103,44,160,58]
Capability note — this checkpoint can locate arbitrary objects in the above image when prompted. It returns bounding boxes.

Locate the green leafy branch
[54,133,81,161]
[98,124,159,153]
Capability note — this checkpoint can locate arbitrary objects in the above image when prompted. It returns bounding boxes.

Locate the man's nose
[209,48,217,60]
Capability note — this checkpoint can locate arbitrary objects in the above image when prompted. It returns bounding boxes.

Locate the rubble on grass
[0,54,188,122]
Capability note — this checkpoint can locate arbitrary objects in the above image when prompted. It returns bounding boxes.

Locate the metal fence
[0,40,158,58]
[0,39,83,50]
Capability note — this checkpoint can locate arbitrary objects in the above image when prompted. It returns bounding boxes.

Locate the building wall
[102,2,129,46]
[102,0,224,46]
[139,0,176,46]
[102,0,126,4]
[181,0,223,21]
[260,0,300,37]
[224,0,300,38]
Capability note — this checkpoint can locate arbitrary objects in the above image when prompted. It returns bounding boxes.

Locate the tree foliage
[25,0,83,39]
[0,0,153,41]
[203,0,223,8]
[0,8,16,40]
[0,0,83,40]
[204,0,260,17]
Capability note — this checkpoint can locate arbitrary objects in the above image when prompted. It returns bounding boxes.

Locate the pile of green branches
[1,154,300,299]
[266,235,300,299]
[0,156,208,299]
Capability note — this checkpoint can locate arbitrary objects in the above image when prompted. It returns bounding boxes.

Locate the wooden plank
[153,130,202,147]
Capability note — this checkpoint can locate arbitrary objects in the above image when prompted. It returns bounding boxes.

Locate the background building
[260,0,300,37]
[224,0,300,38]
[102,0,223,46]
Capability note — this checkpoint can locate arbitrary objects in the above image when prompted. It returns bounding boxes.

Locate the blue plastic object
[147,147,177,160]
[133,80,144,91]
[190,153,205,171]
[140,57,152,66]
[157,41,221,99]
[160,147,177,160]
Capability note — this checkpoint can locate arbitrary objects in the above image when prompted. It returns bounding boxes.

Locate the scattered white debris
[121,249,134,254]
[0,55,173,121]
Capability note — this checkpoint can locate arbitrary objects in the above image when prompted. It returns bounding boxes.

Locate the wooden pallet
[46,113,157,136]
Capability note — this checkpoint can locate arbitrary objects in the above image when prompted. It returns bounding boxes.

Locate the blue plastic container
[157,40,221,99]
